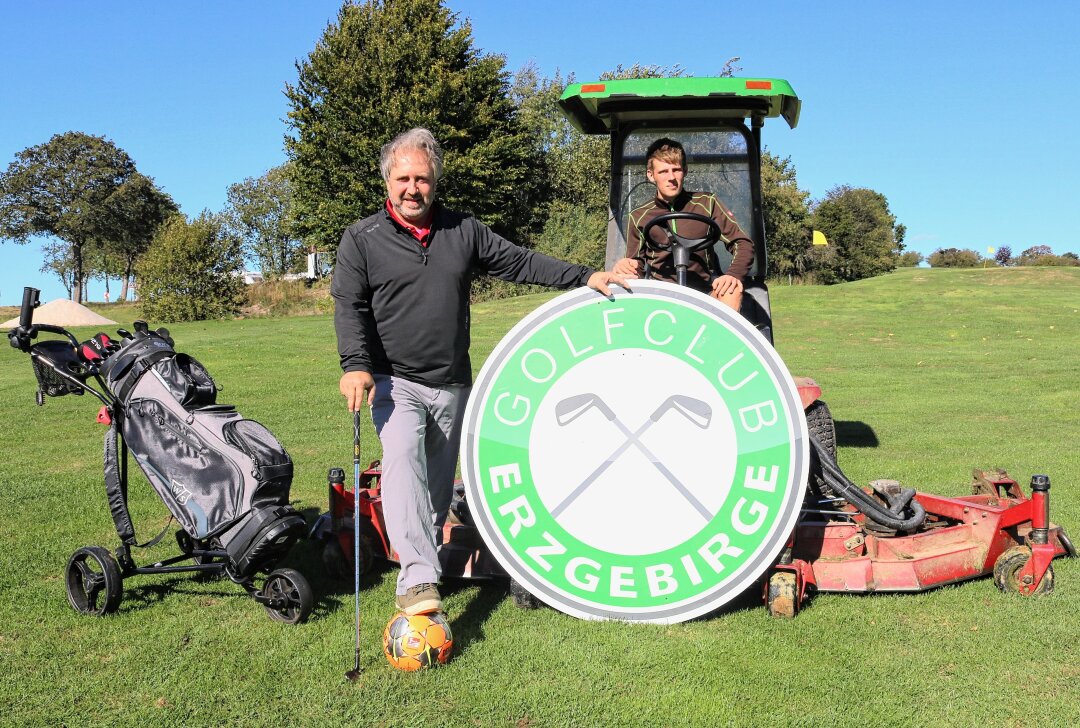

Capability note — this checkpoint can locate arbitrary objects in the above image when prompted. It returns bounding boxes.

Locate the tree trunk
[72,241,84,303]
[120,256,135,301]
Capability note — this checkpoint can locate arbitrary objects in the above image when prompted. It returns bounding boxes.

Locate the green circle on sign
[462,281,808,623]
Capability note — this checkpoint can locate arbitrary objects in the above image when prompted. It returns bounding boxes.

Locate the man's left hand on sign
[340,370,376,411]
[587,271,631,298]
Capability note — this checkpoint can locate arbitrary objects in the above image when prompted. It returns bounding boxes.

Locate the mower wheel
[766,571,799,619]
[65,546,124,616]
[262,568,314,624]
[806,400,837,498]
[509,578,542,610]
[993,546,1055,596]
[322,536,374,581]
[321,538,349,581]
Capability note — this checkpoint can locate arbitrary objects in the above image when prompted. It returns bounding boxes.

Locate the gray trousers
[370,374,469,593]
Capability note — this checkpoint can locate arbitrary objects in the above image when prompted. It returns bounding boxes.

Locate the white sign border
[462,280,809,623]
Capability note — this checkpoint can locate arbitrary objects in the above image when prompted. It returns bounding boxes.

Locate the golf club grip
[354,410,361,464]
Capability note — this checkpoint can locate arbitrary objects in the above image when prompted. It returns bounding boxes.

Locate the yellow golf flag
[813,230,829,246]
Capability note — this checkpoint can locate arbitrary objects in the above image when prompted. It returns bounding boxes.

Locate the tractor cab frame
[559,77,801,342]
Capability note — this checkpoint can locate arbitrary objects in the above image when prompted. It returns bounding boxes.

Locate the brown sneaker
[395,583,443,615]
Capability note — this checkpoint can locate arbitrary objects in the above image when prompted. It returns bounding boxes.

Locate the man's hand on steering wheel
[612,257,642,276]
[711,274,742,299]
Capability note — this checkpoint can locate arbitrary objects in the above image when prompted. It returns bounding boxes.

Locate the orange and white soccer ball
[383,612,453,671]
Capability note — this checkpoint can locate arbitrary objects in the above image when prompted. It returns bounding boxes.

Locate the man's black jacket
[332,204,594,387]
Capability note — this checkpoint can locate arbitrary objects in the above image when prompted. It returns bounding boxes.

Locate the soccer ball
[383,612,453,671]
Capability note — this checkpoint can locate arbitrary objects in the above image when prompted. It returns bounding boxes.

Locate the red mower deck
[765,469,1073,617]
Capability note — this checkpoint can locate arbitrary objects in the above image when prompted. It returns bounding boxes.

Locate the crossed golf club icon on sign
[550,393,715,521]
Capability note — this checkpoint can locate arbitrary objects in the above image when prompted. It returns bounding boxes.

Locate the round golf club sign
[462,280,808,623]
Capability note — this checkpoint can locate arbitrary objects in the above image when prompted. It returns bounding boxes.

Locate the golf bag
[99,327,306,578]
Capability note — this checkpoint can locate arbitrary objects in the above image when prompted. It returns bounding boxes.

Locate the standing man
[613,138,753,311]
[333,128,627,616]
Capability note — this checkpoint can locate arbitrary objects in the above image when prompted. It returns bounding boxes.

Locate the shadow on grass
[441,579,505,651]
[691,580,767,621]
[283,522,396,621]
[121,577,240,613]
[110,504,392,621]
[836,420,879,448]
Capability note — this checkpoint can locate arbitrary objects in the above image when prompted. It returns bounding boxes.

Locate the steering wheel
[641,212,722,288]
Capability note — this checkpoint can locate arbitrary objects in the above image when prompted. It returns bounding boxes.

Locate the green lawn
[1,267,1077,727]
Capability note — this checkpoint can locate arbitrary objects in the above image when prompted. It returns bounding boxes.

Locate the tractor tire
[323,535,375,581]
[993,546,1055,595]
[322,539,351,582]
[806,400,838,499]
[509,578,542,610]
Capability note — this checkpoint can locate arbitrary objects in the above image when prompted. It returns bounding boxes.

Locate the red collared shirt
[384,200,432,246]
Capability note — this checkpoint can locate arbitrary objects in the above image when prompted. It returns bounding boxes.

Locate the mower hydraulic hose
[810,435,927,532]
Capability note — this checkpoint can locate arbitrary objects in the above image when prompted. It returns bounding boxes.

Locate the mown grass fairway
[1,267,1077,727]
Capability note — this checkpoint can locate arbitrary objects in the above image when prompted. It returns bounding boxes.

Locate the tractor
[556,76,1073,615]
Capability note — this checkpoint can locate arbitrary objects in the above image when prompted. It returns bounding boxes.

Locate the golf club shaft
[353,409,362,674]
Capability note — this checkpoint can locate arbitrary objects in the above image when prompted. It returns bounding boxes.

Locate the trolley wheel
[993,546,1055,595]
[509,577,542,610]
[65,546,123,616]
[766,570,799,619]
[262,568,314,624]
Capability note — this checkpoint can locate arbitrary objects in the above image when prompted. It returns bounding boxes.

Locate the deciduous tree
[284,0,533,255]
[810,185,906,283]
[897,250,923,267]
[1016,244,1070,266]
[100,173,177,300]
[0,132,137,302]
[222,165,302,278]
[928,247,982,268]
[760,151,812,281]
[136,213,245,321]
[1017,249,1079,266]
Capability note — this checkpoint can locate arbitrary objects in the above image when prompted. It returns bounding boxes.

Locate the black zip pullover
[332,204,594,387]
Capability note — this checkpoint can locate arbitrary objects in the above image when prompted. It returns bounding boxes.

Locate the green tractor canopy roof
[558,77,800,134]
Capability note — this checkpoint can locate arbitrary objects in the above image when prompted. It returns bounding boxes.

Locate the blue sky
[2,0,1077,305]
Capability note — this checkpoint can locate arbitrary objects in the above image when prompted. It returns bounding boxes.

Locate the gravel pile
[1,299,117,328]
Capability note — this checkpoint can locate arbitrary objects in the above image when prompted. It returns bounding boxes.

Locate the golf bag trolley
[8,287,313,624]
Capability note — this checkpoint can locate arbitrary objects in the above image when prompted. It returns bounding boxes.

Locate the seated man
[613,138,753,311]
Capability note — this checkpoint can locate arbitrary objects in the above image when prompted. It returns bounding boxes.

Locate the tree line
[2,0,1070,320]
[921,244,1079,268]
